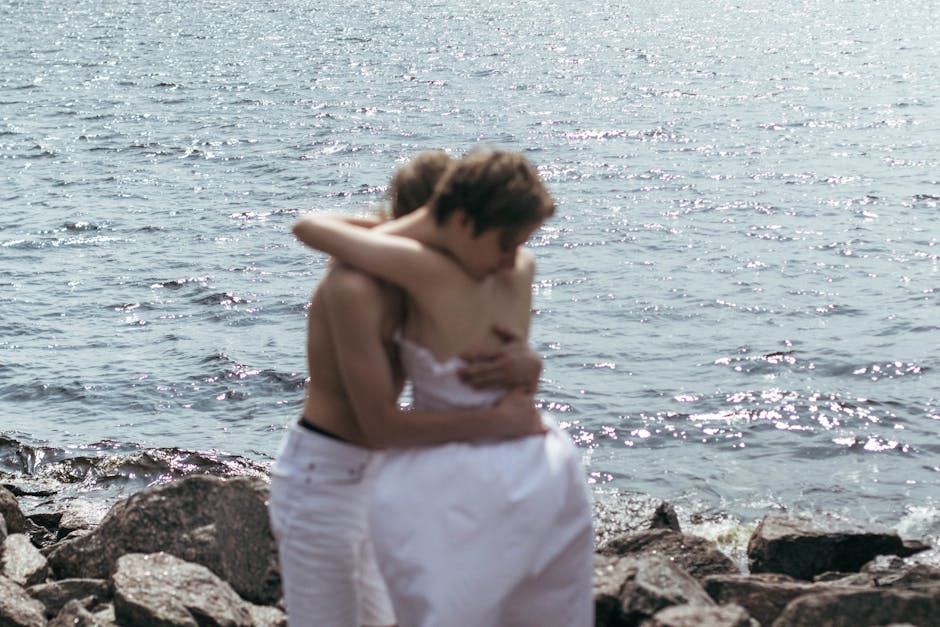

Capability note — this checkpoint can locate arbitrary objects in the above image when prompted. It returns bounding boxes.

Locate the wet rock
[27,511,62,532]
[704,572,859,626]
[747,513,924,580]
[812,571,875,586]
[593,492,681,546]
[112,552,254,627]
[0,485,29,534]
[640,602,754,626]
[0,513,6,543]
[48,597,117,627]
[595,554,640,626]
[29,500,105,543]
[27,578,110,618]
[1,533,49,586]
[772,586,940,627]
[599,529,740,580]
[46,474,279,604]
[859,553,940,588]
[0,574,47,627]
[593,553,716,626]
[24,518,58,550]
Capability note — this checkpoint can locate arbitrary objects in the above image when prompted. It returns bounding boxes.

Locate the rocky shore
[1,475,938,626]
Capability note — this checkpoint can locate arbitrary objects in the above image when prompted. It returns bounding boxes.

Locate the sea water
[2,0,938,543]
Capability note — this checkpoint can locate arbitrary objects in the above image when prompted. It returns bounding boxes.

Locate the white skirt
[368,416,594,627]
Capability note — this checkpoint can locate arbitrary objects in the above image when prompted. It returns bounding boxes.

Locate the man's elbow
[359,414,400,449]
[292,218,311,242]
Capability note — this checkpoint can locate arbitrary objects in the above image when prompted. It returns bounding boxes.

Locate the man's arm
[293,213,452,298]
[458,249,542,391]
[458,325,542,392]
[323,267,543,449]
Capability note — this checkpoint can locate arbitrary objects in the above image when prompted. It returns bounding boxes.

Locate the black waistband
[298,417,349,444]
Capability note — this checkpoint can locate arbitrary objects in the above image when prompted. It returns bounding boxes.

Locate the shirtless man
[268,151,545,627]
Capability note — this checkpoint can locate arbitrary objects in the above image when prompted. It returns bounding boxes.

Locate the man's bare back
[301,265,404,446]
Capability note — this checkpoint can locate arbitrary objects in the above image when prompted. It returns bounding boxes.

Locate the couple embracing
[269,148,594,627]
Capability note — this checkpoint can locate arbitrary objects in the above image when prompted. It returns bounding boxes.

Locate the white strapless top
[395,333,506,411]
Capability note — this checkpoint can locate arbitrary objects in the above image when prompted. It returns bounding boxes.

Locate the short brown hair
[429,149,555,240]
[387,150,453,218]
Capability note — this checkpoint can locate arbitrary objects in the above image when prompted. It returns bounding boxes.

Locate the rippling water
[2,0,938,540]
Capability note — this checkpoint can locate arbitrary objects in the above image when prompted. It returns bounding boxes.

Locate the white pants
[269,423,395,627]
[369,417,594,627]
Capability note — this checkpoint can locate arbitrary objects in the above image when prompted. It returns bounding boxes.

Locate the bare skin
[293,207,544,400]
[299,260,543,449]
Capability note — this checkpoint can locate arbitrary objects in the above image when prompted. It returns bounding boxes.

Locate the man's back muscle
[301,266,404,445]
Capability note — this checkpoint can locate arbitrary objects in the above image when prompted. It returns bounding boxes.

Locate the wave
[0,435,270,509]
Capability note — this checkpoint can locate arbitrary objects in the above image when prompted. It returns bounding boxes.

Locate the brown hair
[429,149,555,242]
[387,150,453,218]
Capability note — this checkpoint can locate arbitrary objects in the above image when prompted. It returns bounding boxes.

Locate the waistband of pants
[284,420,376,466]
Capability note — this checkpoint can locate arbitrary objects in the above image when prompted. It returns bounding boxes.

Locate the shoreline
[2,473,939,626]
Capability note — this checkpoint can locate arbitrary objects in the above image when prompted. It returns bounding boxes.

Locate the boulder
[0,575,46,627]
[112,552,254,627]
[46,474,279,604]
[640,602,754,626]
[247,603,288,627]
[860,553,940,588]
[28,578,111,618]
[747,513,924,580]
[772,586,940,627]
[0,485,28,534]
[48,597,118,627]
[595,554,641,626]
[2,533,49,586]
[593,492,681,546]
[704,572,859,626]
[599,529,740,579]
[29,500,106,542]
[594,553,716,626]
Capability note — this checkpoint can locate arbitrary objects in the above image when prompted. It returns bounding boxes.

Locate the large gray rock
[594,553,716,626]
[640,603,754,627]
[771,586,940,627]
[2,533,49,586]
[0,485,28,534]
[0,575,46,627]
[28,578,111,619]
[704,572,859,626]
[46,475,279,604]
[593,492,681,546]
[599,529,740,580]
[112,552,254,627]
[747,513,924,580]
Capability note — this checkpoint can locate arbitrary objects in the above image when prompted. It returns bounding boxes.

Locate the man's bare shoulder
[322,264,386,302]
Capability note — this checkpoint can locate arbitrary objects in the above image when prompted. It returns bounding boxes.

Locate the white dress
[368,335,594,627]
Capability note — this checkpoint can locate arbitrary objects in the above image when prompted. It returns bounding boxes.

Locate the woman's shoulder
[489,247,536,292]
